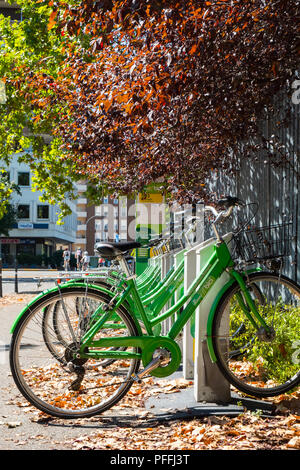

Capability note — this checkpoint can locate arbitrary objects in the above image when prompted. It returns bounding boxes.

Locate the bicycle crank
[139,337,182,378]
[131,349,171,383]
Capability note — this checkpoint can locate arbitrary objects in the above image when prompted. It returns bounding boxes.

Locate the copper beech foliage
[19,0,300,202]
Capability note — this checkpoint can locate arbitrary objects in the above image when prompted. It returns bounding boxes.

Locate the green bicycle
[9,197,300,418]
[41,236,185,363]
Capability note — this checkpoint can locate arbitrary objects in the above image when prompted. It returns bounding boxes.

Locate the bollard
[193,234,232,403]
[182,247,198,379]
[0,258,2,298]
[14,260,18,294]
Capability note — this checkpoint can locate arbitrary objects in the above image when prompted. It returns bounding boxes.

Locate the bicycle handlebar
[216,196,245,209]
[205,196,245,222]
[148,196,246,252]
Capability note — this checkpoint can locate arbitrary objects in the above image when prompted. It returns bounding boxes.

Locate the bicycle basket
[232,222,293,263]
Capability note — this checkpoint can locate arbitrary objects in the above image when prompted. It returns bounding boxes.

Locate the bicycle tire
[44,279,130,368]
[212,271,300,398]
[10,286,141,419]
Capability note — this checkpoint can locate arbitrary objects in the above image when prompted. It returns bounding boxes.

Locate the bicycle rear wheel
[10,287,140,419]
[212,272,300,398]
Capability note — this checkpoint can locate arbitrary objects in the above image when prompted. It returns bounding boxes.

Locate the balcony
[76,184,87,192]
[76,238,87,244]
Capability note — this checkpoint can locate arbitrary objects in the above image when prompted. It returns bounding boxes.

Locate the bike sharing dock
[138,210,276,422]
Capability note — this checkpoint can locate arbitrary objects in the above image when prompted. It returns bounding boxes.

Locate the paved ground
[1,269,59,296]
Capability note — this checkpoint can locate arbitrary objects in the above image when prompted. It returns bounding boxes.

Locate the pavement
[0,269,58,297]
[0,278,276,450]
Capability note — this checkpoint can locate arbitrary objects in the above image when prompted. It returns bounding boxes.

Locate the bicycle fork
[230,270,273,336]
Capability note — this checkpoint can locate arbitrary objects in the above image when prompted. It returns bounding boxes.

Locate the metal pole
[0,258,2,298]
[14,259,18,294]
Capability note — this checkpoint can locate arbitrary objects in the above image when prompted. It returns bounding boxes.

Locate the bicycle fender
[10,282,124,334]
[206,268,261,362]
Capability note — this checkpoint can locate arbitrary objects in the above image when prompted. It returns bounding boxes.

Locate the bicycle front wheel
[212,272,300,398]
[10,287,140,419]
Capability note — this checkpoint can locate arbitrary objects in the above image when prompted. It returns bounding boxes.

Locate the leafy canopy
[1,0,300,212]
[0,0,83,221]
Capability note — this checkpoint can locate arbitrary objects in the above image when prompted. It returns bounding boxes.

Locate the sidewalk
[0,269,58,297]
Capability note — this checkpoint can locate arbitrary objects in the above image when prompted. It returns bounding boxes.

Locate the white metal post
[173,248,185,353]
[160,252,172,334]
[183,248,197,379]
[193,234,232,403]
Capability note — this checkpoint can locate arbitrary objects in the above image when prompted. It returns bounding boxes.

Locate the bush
[16,253,49,267]
[229,298,300,384]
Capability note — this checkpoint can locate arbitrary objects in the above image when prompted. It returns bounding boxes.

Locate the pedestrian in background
[81,251,90,271]
[75,247,82,271]
[63,248,71,271]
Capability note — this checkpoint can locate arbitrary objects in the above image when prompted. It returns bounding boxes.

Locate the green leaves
[0,0,80,219]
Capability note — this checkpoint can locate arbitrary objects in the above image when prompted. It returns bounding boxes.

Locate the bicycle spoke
[10,288,140,418]
[213,272,300,397]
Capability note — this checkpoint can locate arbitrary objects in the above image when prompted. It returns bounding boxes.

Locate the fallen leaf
[7,421,22,428]
[287,437,300,449]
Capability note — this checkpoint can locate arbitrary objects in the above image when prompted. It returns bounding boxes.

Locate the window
[18,172,30,186]
[0,7,22,21]
[17,204,30,219]
[37,205,49,219]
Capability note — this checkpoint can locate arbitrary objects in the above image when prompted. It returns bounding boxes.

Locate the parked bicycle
[9,196,300,418]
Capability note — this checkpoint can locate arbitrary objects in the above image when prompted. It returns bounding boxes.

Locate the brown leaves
[17,0,300,202]
[67,410,300,451]
[9,357,300,450]
[47,10,58,30]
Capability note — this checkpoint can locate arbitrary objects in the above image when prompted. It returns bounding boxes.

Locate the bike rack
[148,211,232,404]
[193,234,232,403]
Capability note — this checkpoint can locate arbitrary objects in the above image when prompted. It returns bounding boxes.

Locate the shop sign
[18,222,34,229]
[0,239,20,244]
[138,193,163,204]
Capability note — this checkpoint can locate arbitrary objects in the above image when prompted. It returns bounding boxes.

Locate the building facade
[0,1,20,21]
[0,153,77,267]
[73,181,136,256]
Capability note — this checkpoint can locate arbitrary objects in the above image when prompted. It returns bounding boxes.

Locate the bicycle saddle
[95,241,141,259]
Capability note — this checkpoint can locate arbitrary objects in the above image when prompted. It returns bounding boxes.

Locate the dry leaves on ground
[66,413,300,451]
[10,370,300,450]
[0,294,35,306]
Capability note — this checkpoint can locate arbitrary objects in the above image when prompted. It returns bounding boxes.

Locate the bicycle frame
[77,240,270,377]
